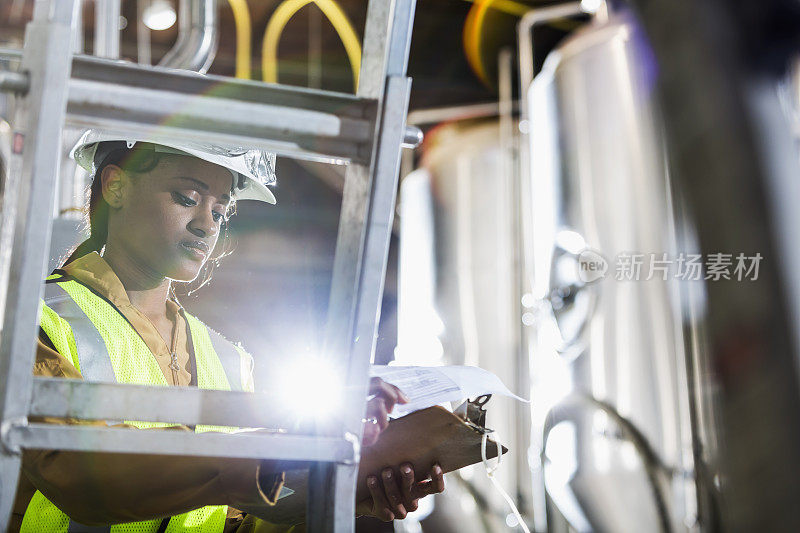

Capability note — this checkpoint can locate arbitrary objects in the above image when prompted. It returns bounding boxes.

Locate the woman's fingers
[361,419,380,447]
[362,379,409,446]
[363,464,445,522]
[365,397,390,432]
[411,464,446,499]
[382,468,408,519]
[430,464,445,493]
[399,463,419,512]
[361,395,389,447]
[369,377,409,411]
[366,476,394,522]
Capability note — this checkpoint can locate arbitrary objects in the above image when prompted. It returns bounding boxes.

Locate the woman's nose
[189,209,218,238]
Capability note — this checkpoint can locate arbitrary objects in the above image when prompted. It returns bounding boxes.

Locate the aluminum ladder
[0,1,417,531]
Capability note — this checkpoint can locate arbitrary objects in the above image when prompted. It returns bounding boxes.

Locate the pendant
[169,352,181,373]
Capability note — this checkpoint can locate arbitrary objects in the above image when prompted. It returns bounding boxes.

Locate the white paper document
[370,365,529,417]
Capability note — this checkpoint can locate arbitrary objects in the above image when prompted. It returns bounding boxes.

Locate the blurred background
[4,0,800,531]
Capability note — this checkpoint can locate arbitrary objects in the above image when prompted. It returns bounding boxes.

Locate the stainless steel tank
[525,12,703,532]
[398,119,531,531]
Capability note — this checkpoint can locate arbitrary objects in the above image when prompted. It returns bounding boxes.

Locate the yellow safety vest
[22,273,254,533]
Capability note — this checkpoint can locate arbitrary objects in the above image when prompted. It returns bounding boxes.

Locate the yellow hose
[262,0,361,90]
[463,0,499,85]
[461,0,578,29]
[463,0,529,17]
[463,0,580,85]
[227,0,252,79]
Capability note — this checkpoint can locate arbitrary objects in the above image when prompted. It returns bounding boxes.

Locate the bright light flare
[580,0,603,14]
[143,0,177,31]
[274,355,344,420]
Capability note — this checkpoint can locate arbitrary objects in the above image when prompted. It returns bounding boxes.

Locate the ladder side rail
[320,0,397,360]
[325,74,412,533]
[0,2,78,531]
[307,1,397,527]
[321,1,416,356]
[338,0,416,440]
[308,0,417,530]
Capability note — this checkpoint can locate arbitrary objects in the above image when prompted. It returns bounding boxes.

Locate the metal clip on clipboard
[453,394,493,434]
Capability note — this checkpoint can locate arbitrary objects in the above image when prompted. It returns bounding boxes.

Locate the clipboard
[356,405,508,502]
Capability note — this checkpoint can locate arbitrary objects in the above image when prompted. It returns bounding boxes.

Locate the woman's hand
[362,377,408,447]
[357,463,445,521]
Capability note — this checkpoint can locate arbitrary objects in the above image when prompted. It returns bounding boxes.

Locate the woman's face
[104,153,233,282]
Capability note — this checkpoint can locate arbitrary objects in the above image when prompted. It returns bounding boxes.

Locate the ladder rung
[6,423,357,463]
[29,377,313,430]
[67,56,378,164]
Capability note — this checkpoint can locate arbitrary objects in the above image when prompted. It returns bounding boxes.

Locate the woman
[13,132,444,532]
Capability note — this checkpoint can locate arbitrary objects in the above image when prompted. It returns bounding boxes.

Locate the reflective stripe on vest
[24,278,252,533]
[43,282,116,383]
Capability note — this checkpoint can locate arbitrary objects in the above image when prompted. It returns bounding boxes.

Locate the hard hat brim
[71,130,277,204]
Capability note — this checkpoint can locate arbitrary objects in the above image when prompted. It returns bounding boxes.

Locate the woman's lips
[180,240,210,260]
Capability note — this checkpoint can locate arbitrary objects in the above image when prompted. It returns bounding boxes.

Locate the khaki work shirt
[11,253,292,532]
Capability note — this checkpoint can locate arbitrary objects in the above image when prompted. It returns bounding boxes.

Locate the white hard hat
[70,130,277,204]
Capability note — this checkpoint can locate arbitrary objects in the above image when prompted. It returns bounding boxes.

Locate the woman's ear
[100,164,128,208]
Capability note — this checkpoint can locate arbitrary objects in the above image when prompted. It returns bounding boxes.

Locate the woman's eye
[212,211,225,223]
[173,192,197,207]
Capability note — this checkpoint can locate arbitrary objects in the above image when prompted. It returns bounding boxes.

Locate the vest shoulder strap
[42,281,116,383]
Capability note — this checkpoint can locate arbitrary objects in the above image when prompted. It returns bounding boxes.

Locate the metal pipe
[401,101,511,195]
[542,394,674,533]
[515,0,586,307]
[515,0,586,329]
[308,5,322,88]
[158,0,219,73]
[499,44,536,523]
[0,48,23,61]
[73,0,83,54]
[0,71,29,94]
[515,4,585,530]
[94,0,121,58]
[137,0,152,65]
[406,101,514,125]
[517,2,585,116]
